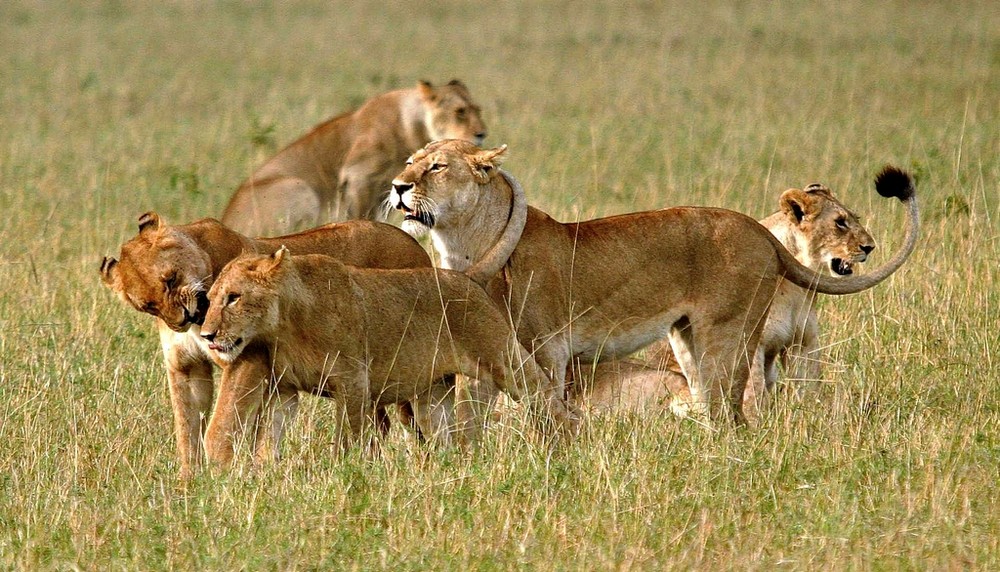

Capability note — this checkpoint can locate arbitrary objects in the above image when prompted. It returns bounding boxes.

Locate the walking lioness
[389,140,919,424]
[221,80,487,235]
[199,247,580,463]
[99,213,431,477]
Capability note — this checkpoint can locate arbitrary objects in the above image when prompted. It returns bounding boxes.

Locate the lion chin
[206,338,244,363]
[401,218,431,237]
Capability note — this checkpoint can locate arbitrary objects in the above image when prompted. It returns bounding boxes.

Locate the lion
[198,246,580,465]
[220,79,487,236]
[99,212,432,477]
[569,182,881,417]
[388,140,919,424]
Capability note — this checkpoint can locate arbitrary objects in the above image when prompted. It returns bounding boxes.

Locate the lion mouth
[403,210,435,228]
[190,292,210,325]
[208,337,243,354]
[830,258,854,276]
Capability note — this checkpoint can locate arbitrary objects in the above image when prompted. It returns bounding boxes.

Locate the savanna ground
[1,1,998,569]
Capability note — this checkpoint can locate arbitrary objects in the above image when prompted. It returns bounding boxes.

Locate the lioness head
[389,140,508,237]
[418,80,487,146]
[778,184,876,276]
[100,212,212,332]
[200,247,289,364]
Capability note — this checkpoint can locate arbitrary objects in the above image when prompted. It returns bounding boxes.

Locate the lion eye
[428,163,446,173]
[226,293,241,306]
[455,106,467,118]
[835,218,848,230]
[163,273,178,290]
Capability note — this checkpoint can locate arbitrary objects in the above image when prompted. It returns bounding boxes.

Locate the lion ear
[260,245,290,275]
[99,256,119,286]
[417,80,436,102]
[137,211,162,235]
[469,144,508,183]
[779,188,817,225]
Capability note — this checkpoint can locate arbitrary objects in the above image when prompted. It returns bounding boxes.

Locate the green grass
[2,0,998,569]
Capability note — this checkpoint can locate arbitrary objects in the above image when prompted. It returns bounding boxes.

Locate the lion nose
[201,331,216,342]
[393,181,413,193]
[861,244,875,255]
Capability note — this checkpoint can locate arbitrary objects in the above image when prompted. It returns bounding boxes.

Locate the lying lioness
[199,246,580,463]
[389,140,919,424]
[221,80,487,235]
[572,181,882,417]
[99,213,431,477]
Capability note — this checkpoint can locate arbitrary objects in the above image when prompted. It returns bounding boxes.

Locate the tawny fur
[221,80,487,235]
[389,141,919,425]
[99,213,430,477]
[571,183,882,418]
[199,248,580,465]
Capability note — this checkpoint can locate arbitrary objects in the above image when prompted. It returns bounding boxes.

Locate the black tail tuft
[874,165,915,201]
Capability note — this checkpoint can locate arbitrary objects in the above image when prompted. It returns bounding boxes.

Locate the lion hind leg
[411,382,458,446]
[503,345,582,440]
[253,383,299,465]
[222,176,320,235]
[669,316,757,427]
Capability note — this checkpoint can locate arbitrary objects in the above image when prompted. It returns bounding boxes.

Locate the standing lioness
[574,181,882,416]
[222,80,487,235]
[389,140,919,424]
[99,213,431,477]
[199,247,580,463]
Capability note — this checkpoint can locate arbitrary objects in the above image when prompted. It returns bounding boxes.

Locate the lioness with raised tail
[389,140,919,425]
[573,179,887,417]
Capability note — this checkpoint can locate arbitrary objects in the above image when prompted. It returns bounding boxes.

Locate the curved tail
[464,170,527,288]
[777,165,919,295]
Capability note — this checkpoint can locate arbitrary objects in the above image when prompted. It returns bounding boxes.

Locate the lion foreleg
[782,312,822,397]
[204,352,270,466]
[165,359,214,478]
[338,156,391,220]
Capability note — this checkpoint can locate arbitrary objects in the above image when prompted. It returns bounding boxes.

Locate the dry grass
[1,0,998,569]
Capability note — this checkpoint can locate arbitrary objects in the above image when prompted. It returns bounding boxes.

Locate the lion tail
[777,165,919,296]
[464,170,527,288]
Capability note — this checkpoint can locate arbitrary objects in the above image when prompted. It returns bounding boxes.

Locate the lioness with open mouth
[389,140,919,424]
[199,246,580,464]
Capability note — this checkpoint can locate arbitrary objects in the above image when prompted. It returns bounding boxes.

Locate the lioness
[571,182,880,417]
[221,80,487,235]
[99,212,431,477]
[389,140,919,424]
[199,246,580,464]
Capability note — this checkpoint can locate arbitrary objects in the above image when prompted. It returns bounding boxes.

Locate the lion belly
[571,315,674,362]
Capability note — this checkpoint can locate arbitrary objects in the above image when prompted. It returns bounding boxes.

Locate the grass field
[2,1,998,569]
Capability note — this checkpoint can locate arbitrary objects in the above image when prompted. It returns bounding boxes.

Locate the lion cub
[200,246,580,463]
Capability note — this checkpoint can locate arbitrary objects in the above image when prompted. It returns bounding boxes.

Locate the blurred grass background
[1,1,997,569]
